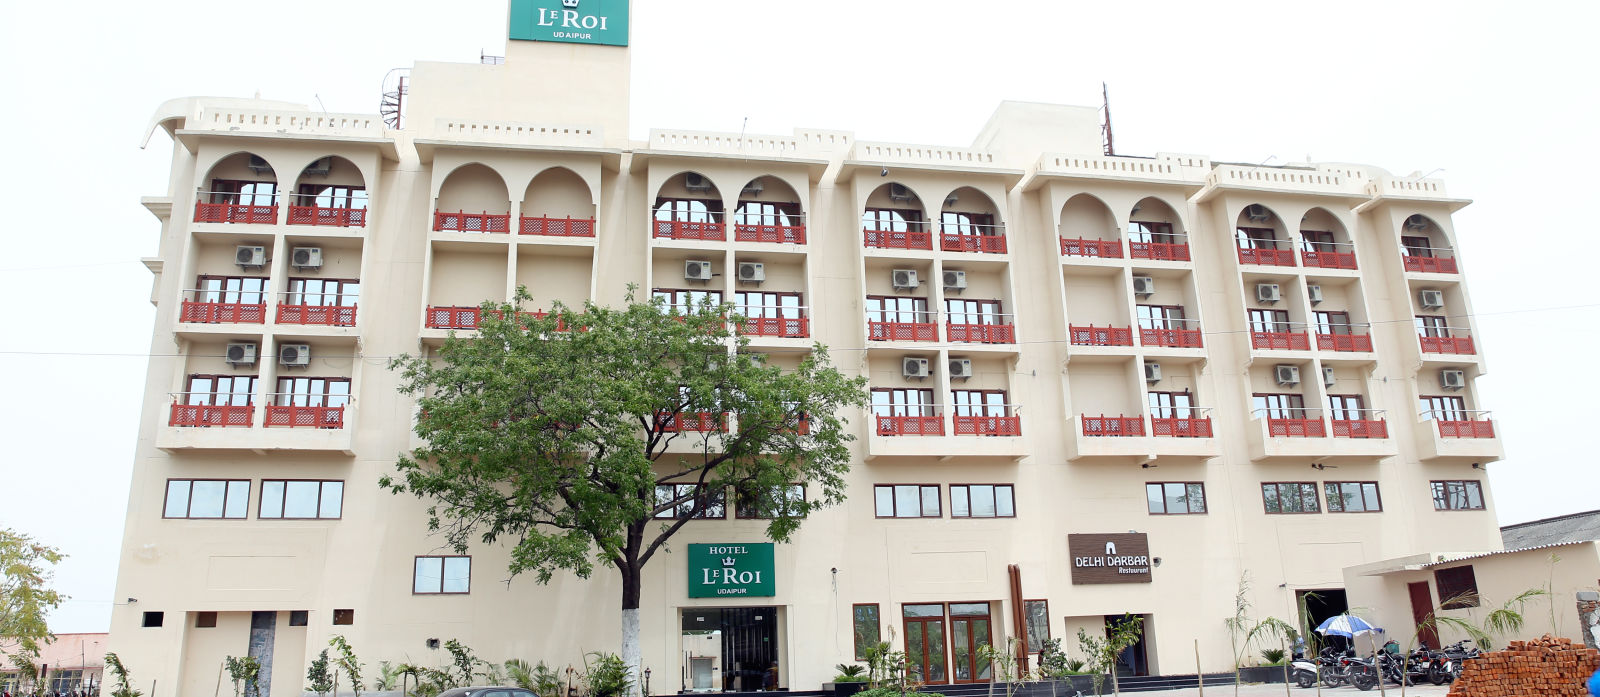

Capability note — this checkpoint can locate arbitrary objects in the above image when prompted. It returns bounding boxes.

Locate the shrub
[1260,648,1287,665]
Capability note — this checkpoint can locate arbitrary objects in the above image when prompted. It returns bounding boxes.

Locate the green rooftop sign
[509,0,629,47]
[688,543,775,598]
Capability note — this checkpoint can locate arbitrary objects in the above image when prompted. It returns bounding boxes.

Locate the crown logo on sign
[721,556,737,567]
[562,0,579,7]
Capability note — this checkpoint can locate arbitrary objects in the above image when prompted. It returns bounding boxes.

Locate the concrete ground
[1124,683,1452,697]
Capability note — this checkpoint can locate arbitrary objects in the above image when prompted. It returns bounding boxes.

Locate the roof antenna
[1100,82,1114,156]
[314,94,328,113]
[739,116,749,144]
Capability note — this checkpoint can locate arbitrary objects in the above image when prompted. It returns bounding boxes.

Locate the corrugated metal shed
[1501,509,1600,549]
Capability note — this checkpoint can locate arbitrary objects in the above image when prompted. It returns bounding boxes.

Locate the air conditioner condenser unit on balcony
[225,342,258,366]
[684,173,713,192]
[1419,289,1445,309]
[1144,363,1162,383]
[1133,276,1155,295]
[1256,283,1282,303]
[685,260,714,281]
[1322,366,1336,387]
[235,246,266,269]
[737,262,765,284]
[949,359,973,379]
[888,183,914,201]
[279,344,312,367]
[1246,204,1272,222]
[291,247,322,270]
[1440,369,1467,390]
[1405,214,1430,232]
[943,270,967,291]
[902,357,930,379]
[892,269,919,290]
[1275,364,1301,386]
[1307,284,1323,304]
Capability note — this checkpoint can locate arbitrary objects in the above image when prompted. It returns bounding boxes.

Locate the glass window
[413,556,471,594]
[297,183,368,209]
[735,200,801,227]
[1236,227,1278,249]
[852,604,881,660]
[1431,481,1484,511]
[1325,482,1382,513]
[945,298,1004,326]
[285,277,360,307]
[862,208,925,233]
[164,479,250,519]
[1419,395,1468,422]
[184,374,258,406]
[1146,482,1206,515]
[1136,304,1186,330]
[259,480,343,519]
[333,609,354,625]
[1262,482,1320,514]
[1247,309,1291,333]
[949,485,1015,518]
[871,388,937,418]
[289,610,308,626]
[654,484,726,519]
[655,197,723,223]
[1434,566,1480,609]
[734,291,803,320]
[1253,393,1308,419]
[735,484,805,519]
[865,295,930,324]
[1128,221,1179,245]
[653,288,723,314]
[873,485,941,518]
[1023,600,1049,651]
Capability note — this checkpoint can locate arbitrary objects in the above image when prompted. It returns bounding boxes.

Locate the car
[438,688,539,697]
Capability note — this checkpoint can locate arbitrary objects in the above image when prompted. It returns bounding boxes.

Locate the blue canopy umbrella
[1316,614,1384,637]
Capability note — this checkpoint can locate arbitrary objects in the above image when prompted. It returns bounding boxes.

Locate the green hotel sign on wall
[688,543,775,598]
[509,0,630,47]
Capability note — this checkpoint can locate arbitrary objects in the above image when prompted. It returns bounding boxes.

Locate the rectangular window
[296,184,368,209]
[949,390,1007,418]
[1128,221,1179,245]
[142,611,164,628]
[735,200,801,227]
[873,484,941,518]
[941,211,995,234]
[945,298,1005,325]
[1327,395,1366,421]
[734,484,805,519]
[949,484,1015,518]
[1023,599,1050,652]
[285,277,360,307]
[210,179,278,205]
[413,556,472,594]
[870,388,937,418]
[852,604,881,660]
[332,609,354,625]
[1419,395,1469,421]
[734,290,803,320]
[183,375,258,406]
[1147,391,1197,418]
[1146,482,1207,515]
[654,484,726,519]
[1136,304,1187,330]
[1415,314,1451,337]
[1236,227,1278,249]
[195,275,271,304]
[1431,481,1485,511]
[273,377,352,411]
[1262,482,1321,514]
[865,295,930,323]
[862,208,926,232]
[1325,482,1382,513]
[1301,230,1337,252]
[1247,308,1291,332]
[1434,566,1480,609]
[1253,393,1308,419]
[655,197,724,222]
[289,610,308,627]
[195,611,218,628]
[653,288,723,314]
[163,479,250,519]
[1314,310,1353,335]
[1401,235,1433,257]
[259,480,344,519]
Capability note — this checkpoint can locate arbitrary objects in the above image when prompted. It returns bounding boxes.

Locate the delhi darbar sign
[688,543,775,598]
[508,0,630,47]
[1068,533,1153,584]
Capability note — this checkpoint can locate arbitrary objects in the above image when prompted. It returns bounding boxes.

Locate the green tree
[223,655,261,697]
[0,529,67,663]
[103,652,142,697]
[329,635,364,696]
[306,649,335,696]
[385,289,868,688]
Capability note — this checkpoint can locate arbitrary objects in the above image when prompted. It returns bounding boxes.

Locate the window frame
[1314,310,1353,335]
[1430,480,1485,511]
[1419,395,1469,421]
[285,277,360,307]
[332,608,354,625]
[872,484,942,519]
[1146,391,1196,418]
[654,197,724,222]
[209,179,278,205]
[949,389,1008,418]
[870,387,937,418]
[653,483,728,520]
[258,479,345,520]
[1235,226,1279,249]
[1401,235,1434,257]
[865,295,930,322]
[1261,482,1321,514]
[273,377,352,408]
[195,611,218,628]
[1253,393,1308,419]
[163,478,251,519]
[734,290,804,320]
[862,207,927,232]
[1022,599,1050,654]
[194,274,271,304]
[1324,481,1383,513]
[1247,308,1292,333]
[653,288,724,314]
[1136,304,1187,329]
[412,555,473,595]
[948,483,1016,519]
[1128,221,1179,245]
[734,483,806,520]
[183,374,258,406]
[1415,314,1451,337]
[1146,482,1208,515]
[1434,566,1481,609]
[852,603,882,660]
[296,183,368,209]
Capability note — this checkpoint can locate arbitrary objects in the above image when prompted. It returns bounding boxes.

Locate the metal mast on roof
[1101,81,1115,156]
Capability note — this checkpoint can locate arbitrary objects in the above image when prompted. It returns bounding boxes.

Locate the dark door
[720,607,779,692]
[1408,582,1438,649]
[949,603,993,683]
[903,605,948,685]
[1105,615,1148,676]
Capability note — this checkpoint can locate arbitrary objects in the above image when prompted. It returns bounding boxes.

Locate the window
[1262,482,1320,514]
[1420,395,1468,421]
[289,610,308,626]
[210,179,277,205]
[1146,482,1207,515]
[862,208,926,232]
[735,484,805,519]
[1235,227,1278,249]
[655,197,723,222]
[1247,308,1291,333]
[852,604,881,660]
[195,275,270,305]
[1301,230,1337,252]
[296,184,367,209]
[274,377,352,413]
[873,485,941,518]
[1325,482,1382,513]
[1434,566,1480,609]
[941,211,995,234]
[1023,600,1050,652]
[183,375,257,407]
[142,611,164,628]
[1253,393,1307,419]
[49,669,83,694]
[653,288,723,314]
[413,556,471,594]
[735,291,803,320]
[1431,481,1484,511]
[735,200,801,227]
[1314,311,1352,335]
[870,388,937,417]
[285,277,359,307]
[1136,304,1186,330]
[865,295,929,323]
[1147,391,1196,419]
[1128,221,1179,245]
[945,298,1005,325]
[195,611,218,628]
[949,390,1007,418]
[949,484,1015,518]
[1401,235,1433,257]
[164,479,250,519]
[332,609,354,625]
[1415,315,1451,337]
[1327,395,1366,421]
[654,484,726,519]
[259,480,344,519]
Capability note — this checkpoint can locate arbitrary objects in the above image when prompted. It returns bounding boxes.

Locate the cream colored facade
[112,9,1510,696]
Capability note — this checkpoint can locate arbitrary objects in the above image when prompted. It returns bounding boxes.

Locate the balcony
[1251,330,1311,351]
[940,227,1007,254]
[1266,416,1326,437]
[265,402,345,429]
[1060,237,1123,258]
[158,394,355,453]
[654,218,726,241]
[1247,409,1396,461]
[1301,248,1357,270]
[1403,251,1458,274]
[867,409,1027,459]
[1316,331,1374,352]
[1067,413,1220,461]
[1436,417,1495,439]
[426,306,481,330]
[868,315,940,342]
[734,220,806,245]
[1414,411,1501,462]
[952,413,1022,436]
[277,293,357,327]
[1140,323,1204,349]
[169,400,254,428]
[1237,247,1297,267]
[434,210,512,233]
[947,319,1016,345]
[1151,414,1213,438]
[194,195,277,224]
[876,414,945,436]
[1420,331,1475,355]
[519,215,596,238]
[287,204,366,227]
[1083,414,1145,437]
[658,411,729,433]
[179,294,266,325]
[1129,240,1191,262]
[1069,325,1134,347]
[1331,412,1388,439]
[740,314,810,338]
[863,229,933,251]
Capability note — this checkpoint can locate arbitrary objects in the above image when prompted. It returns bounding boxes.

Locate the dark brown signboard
[1068,533,1153,584]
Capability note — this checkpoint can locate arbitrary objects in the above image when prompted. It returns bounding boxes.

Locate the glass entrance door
[950,604,993,683]
[903,604,948,684]
[680,607,782,693]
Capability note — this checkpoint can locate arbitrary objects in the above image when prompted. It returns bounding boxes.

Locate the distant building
[0,633,107,694]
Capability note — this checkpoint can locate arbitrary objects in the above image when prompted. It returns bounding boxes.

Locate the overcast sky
[1,1,1595,634]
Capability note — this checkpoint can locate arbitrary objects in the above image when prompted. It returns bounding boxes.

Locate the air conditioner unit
[246,155,272,174]
[888,183,914,201]
[943,194,959,208]
[1256,283,1282,303]
[224,342,258,366]
[736,262,765,284]
[1246,204,1272,222]
[741,180,764,196]
[1274,364,1301,386]
[301,157,333,177]
[684,260,714,281]
[1144,362,1162,383]
[1440,369,1467,390]
[235,245,266,268]
[902,357,930,379]
[1132,276,1155,296]
[1322,366,1337,387]
[683,173,712,192]
[278,343,312,367]
[1419,289,1445,309]
[892,269,919,290]
[291,247,322,270]
[943,270,967,291]
[949,359,973,379]
[1404,214,1430,232]
[1306,284,1324,305]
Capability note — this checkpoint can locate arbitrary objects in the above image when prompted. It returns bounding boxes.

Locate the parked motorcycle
[1290,654,1320,689]
[1427,639,1481,685]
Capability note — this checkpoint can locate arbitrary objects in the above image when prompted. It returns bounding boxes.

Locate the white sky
[1,0,1595,634]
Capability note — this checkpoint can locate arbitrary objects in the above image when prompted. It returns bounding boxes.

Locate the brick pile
[1447,635,1600,697]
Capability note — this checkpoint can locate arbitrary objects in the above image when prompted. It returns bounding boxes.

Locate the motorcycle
[1428,640,1480,685]
[1290,654,1320,689]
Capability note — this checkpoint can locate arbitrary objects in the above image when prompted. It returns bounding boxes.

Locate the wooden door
[1408,582,1438,649]
[904,605,948,685]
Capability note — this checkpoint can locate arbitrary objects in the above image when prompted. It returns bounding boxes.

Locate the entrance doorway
[949,603,994,683]
[679,607,782,692]
[903,605,948,685]
[1407,582,1439,650]
[1104,615,1148,677]
[902,602,994,685]
[1297,589,1351,654]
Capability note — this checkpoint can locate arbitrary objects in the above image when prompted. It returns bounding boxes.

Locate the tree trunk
[622,566,643,697]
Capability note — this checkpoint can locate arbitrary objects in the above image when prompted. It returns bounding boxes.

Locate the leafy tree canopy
[0,528,66,659]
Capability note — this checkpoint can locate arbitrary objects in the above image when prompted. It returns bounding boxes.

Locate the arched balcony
[434,163,511,233]
[733,176,805,244]
[1235,204,1296,267]
[195,152,279,224]
[287,155,367,227]
[520,167,596,237]
[653,172,725,241]
[1058,194,1120,258]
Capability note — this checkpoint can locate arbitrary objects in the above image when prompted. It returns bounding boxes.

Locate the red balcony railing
[1129,241,1191,262]
[1069,325,1134,347]
[1436,419,1495,438]
[941,232,1007,254]
[1420,335,1475,354]
[1151,416,1212,438]
[287,205,366,227]
[1266,417,1326,437]
[520,216,596,237]
[180,300,266,324]
[434,210,511,233]
[1301,250,1357,270]
[194,202,277,224]
[947,323,1015,344]
[1140,327,1204,349]
[1059,237,1123,258]
[1403,255,1458,274]
[1251,330,1310,351]
[863,229,933,250]
[953,415,1021,436]
[169,402,254,427]
[426,306,481,330]
[277,304,356,327]
[1083,415,1144,437]
[1237,247,1297,267]
[876,415,944,436]
[741,317,810,338]
[734,223,806,245]
[868,321,939,342]
[1316,333,1373,352]
[653,219,726,241]
[265,404,345,428]
[659,411,728,433]
[1331,419,1387,438]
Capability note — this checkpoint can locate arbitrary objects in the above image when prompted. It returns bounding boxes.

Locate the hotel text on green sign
[688,543,775,598]
[509,0,629,47]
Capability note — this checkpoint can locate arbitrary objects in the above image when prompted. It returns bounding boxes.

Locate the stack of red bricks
[1447,634,1600,697]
